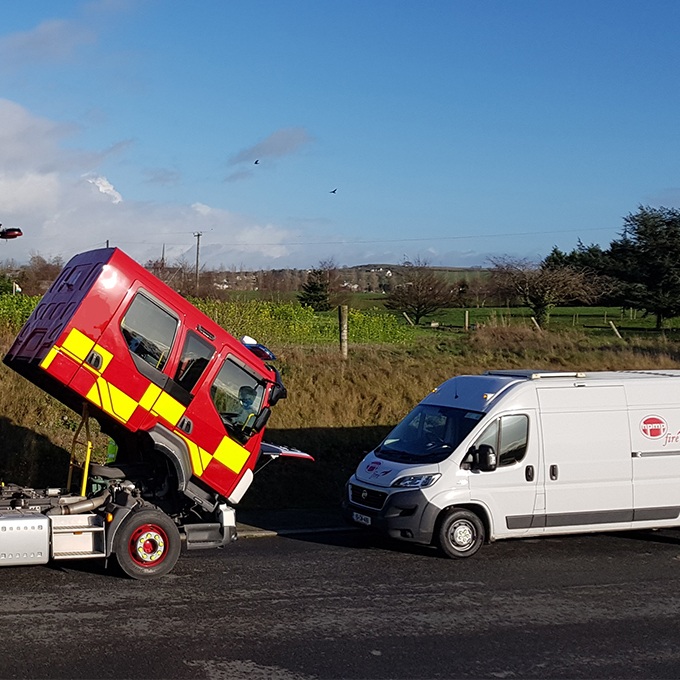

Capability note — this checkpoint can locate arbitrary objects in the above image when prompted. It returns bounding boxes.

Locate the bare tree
[384,257,457,324]
[18,254,64,295]
[489,257,604,328]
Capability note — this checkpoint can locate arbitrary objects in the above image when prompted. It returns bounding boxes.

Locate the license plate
[353,511,371,526]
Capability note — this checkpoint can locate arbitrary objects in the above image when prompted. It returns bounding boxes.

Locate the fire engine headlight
[392,474,441,488]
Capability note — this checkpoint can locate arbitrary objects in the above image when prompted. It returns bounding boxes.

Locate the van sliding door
[538,385,633,528]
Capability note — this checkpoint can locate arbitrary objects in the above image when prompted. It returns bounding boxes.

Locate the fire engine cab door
[538,385,633,529]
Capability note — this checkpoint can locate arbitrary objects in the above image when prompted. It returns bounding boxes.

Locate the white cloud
[85,175,123,203]
[0,99,299,269]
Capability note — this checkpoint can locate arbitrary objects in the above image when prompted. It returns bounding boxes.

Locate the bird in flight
[254,159,260,164]
[330,188,337,193]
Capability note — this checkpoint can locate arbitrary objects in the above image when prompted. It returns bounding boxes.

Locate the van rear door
[538,385,633,528]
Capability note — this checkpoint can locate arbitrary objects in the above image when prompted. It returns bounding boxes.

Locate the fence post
[464,309,469,331]
[338,305,348,359]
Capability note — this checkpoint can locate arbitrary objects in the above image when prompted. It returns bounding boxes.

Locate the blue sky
[0,0,678,271]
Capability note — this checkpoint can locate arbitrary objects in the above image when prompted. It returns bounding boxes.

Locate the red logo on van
[641,415,667,439]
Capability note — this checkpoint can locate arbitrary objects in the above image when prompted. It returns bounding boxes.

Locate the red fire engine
[1,247,310,578]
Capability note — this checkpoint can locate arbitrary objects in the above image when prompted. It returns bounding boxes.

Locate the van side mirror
[477,444,497,472]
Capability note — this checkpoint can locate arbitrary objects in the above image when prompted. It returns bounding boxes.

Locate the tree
[18,254,64,295]
[297,269,331,311]
[384,258,456,324]
[318,257,350,307]
[605,206,680,329]
[543,240,611,274]
[489,257,603,328]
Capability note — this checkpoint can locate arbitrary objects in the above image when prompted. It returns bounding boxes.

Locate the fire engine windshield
[210,357,265,441]
[375,404,484,463]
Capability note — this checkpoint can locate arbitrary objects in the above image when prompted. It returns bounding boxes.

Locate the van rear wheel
[438,509,484,558]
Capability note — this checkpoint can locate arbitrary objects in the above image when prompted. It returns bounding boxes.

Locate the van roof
[424,369,680,414]
[485,369,680,381]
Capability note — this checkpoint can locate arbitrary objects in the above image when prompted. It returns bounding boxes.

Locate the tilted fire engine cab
[1,247,311,579]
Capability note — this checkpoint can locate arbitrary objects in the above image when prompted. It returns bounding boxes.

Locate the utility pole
[193,232,202,295]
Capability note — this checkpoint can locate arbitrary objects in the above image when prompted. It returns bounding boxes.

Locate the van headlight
[391,474,441,488]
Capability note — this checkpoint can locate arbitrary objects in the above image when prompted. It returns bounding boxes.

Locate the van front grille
[349,484,387,510]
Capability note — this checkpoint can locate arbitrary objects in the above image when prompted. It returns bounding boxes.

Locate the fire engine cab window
[210,359,265,438]
[121,294,178,372]
[174,331,214,393]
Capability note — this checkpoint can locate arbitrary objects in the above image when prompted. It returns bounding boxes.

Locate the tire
[437,508,485,559]
[113,508,181,579]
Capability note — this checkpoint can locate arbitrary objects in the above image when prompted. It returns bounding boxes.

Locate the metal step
[50,514,106,558]
[52,550,106,560]
[52,525,105,534]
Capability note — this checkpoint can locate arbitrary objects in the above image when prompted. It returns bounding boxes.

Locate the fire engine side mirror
[250,407,271,434]
[269,382,287,406]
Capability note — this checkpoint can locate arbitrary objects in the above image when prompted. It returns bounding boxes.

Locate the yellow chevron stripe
[86,377,138,423]
[40,346,59,370]
[199,448,213,470]
[139,383,162,411]
[61,328,95,362]
[183,438,204,476]
[176,432,215,477]
[213,435,249,474]
[150,390,186,426]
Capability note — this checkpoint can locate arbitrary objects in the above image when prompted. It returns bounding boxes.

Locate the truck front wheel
[113,509,181,579]
[437,509,485,559]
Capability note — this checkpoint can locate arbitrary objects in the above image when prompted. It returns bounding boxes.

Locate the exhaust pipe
[48,490,111,515]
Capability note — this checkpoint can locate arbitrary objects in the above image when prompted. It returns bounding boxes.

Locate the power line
[99,226,617,249]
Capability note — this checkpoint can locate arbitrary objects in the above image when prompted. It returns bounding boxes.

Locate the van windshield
[375,404,484,464]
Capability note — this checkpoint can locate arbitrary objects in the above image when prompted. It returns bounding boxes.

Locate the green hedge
[193,299,411,345]
[0,295,41,329]
[0,294,412,345]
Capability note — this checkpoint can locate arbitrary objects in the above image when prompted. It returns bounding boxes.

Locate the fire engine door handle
[550,464,559,481]
[85,350,103,371]
[178,416,193,434]
[525,465,534,482]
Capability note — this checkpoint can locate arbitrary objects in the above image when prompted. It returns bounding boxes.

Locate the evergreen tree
[297,269,331,311]
[606,206,680,329]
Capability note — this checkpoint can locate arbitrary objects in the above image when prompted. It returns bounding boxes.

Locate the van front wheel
[438,509,484,558]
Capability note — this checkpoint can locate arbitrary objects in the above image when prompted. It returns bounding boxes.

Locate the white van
[343,369,680,558]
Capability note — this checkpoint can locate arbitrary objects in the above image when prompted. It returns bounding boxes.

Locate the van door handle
[550,464,558,481]
[178,416,193,434]
[525,465,534,482]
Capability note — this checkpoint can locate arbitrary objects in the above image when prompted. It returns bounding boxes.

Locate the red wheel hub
[129,523,169,567]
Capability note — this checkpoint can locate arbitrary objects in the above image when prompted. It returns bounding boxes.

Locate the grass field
[4,313,680,508]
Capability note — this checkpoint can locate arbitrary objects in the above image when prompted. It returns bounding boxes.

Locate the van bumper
[342,482,435,545]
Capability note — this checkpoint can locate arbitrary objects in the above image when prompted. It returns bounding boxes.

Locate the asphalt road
[3,527,680,680]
